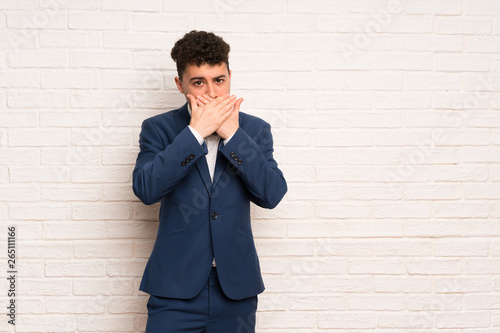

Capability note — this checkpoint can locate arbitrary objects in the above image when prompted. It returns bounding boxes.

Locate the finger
[203,94,215,102]
[197,95,211,105]
[215,95,237,112]
[233,98,244,112]
[186,94,198,111]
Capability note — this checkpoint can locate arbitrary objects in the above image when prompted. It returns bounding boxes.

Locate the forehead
[183,63,229,80]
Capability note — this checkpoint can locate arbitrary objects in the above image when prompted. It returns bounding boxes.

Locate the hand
[187,94,237,138]
[196,94,243,140]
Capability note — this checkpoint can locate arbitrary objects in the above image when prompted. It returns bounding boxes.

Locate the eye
[216,78,224,83]
[193,81,203,86]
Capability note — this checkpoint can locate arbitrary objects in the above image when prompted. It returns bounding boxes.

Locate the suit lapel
[212,139,227,188]
[173,103,212,194]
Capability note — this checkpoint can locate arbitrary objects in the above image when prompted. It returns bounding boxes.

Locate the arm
[219,123,287,209]
[132,118,207,205]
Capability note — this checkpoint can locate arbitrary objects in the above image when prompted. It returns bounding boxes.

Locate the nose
[206,82,216,99]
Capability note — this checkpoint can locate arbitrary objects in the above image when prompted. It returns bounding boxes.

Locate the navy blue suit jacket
[133,103,287,300]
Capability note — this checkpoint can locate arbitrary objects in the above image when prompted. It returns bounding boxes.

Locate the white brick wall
[1,0,500,332]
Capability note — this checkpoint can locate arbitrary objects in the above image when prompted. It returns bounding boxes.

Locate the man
[132,30,287,332]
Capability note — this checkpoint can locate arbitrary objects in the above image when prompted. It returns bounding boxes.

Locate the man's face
[175,63,231,101]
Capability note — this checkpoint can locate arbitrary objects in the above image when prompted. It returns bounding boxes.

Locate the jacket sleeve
[132,118,207,205]
[219,123,287,209]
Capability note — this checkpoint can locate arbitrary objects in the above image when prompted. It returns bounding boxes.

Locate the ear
[174,77,184,94]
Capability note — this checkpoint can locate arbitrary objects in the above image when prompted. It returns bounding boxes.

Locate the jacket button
[189,154,195,159]
[181,161,187,166]
[233,156,239,161]
[230,152,236,158]
[211,212,218,220]
[237,160,243,165]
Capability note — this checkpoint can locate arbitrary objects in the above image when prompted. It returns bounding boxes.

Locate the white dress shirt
[186,104,234,267]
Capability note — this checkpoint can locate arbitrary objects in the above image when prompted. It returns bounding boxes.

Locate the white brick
[102,147,138,165]
[72,202,131,220]
[405,73,462,91]
[436,17,492,35]
[73,278,135,296]
[403,147,460,164]
[349,294,404,310]
[257,239,314,256]
[289,295,347,310]
[375,92,432,109]
[41,70,98,89]
[40,110,101,127]
[434,238,490,256]
[318,312,376,329]
[259,312,316,329]
[316,92,372,109]
[0,110,38,127]
[40,31,99,48]
[0,71,39,88]
[132,14,190,32]
[102,32,164,50]
[316,129,372,147]
[0,184,39,201]
[102,184,139,202]
[316,203,371,218]
[468,36,500,53]
[17,315,76,332]
[406,0,462,14]
[286,183,342,201]
[466,259,500,274]
[43,221,106,240]
[465,0,500,16]
[374,165,432,182]
[288,220,344,238]
[464,220,500,237]
[465,294,500,310]
[77,315,135,332]
[376,239,432,257]
[349,259,406,274]
[226,35,286,52]
[255,15,313,32]
[8,50,67,68]
[72,128,132,146]
[102,0,161,11]
[346,148,401,165]
[464,147,500,163]
[211,0,286,14]
[317,166,371,182]
[8,129,69,147]
[41,147,101,166]
[41,0,98,10]
[109,296,148,314]
[435,311,490,329]
[8,90,68,108]
[374,54,433,70]
[288,0,344,13]
[74,240,133,258]
[378,312,433,329]
[46,296,106,314]
[102,70,162,89]
[9,166,69,182]
[10,203,71,220]
[346,220,405,237]
[374,276,432,293]
[0,0,34,9]
[375,129,431,146]
[374,202,431,218]
[405,110,461,128]
[317,276,373,292]
[406,35,464,52]
[288,35,344,52]
[290,258,346,274]
[69,12,130,30]
[71,91,132,108]
[287,147,342,165]
[45,260,105,277]
[407,219,462,237]
[106,259,146,277]
[19,241,73,259]
[465,183,500,199]
[434,202,489,218]
[434,165,488,182]
[42,184,101,201]
[345,184,403,200]
[7,12,67,29]
[435,277,491,293]
[435,55,490,72]
[70,51,131,69]
[347,112,401,128]
[0,147,39,165]
[132,52,173,70]
[404,183,461,200]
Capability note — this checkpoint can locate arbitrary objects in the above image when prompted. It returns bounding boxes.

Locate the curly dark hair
[171,30,231,79]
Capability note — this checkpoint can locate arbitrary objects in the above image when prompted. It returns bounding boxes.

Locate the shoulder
[239,111,270,138]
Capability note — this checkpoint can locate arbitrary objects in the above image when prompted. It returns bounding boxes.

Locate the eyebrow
[189,75,227,82]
